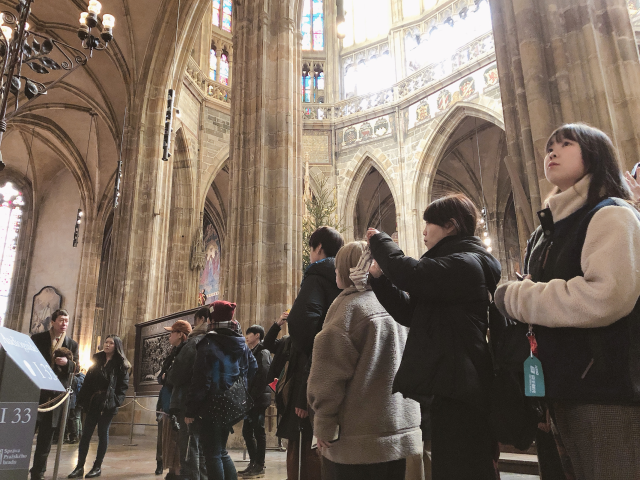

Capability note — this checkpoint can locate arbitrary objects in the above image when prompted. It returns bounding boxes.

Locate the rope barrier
[134,399,166,415]
[38,390,71,413]
[38,391,68,409]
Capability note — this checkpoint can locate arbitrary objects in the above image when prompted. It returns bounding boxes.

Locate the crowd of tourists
[29,123,640,480]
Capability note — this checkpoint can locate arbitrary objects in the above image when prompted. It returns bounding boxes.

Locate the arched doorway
[353,167,397,240]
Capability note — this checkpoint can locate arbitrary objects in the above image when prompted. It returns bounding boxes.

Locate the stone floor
[35,435,539,480]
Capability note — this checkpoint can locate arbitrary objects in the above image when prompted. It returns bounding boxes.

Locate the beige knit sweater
[500,175,640,328]
[307,286,422,465]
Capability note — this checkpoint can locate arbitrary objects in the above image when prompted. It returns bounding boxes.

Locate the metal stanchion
[124,392,138,446]
[51,369,75,480]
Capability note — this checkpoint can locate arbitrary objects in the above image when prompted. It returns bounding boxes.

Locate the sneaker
[243,464,266,477]
[238,462,255,475]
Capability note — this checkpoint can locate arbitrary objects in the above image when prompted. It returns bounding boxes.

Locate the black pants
[430,395,497,480]
[242,409,267,465]
[178,414,208,480]
[76,409,115,469]
[67,405,81,440]
[30,412,57,476]
[323,457,406,480]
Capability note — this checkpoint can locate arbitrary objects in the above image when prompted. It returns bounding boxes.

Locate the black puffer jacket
[248,343,272,411]
[77,352,130,415]
[370,234,501,410]
[287,257,342,357]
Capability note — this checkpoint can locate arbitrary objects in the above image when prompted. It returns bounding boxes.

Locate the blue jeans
[76,410,115,468]
[199,419,237,480]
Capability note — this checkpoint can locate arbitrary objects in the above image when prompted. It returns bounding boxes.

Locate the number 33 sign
[0,402,38,471]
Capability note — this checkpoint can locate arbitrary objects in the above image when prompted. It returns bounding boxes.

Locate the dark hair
[105,334,131,370]
[308,226,344,258]
[545,123,631,207]
[195,307,210,322]
[246,324,265,341]
[52,309,69,323]
[423,193,479,236]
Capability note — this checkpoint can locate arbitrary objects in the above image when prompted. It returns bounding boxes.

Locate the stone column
[490,0,640,226]
[225,0,304,329]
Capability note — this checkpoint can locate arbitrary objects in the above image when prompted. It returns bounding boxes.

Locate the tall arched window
[210,45,217,80]
[212,0,232,32]
[0,182,24,323]
[219,51,229,85]
[301,0,324,50]
[342,0,391,48]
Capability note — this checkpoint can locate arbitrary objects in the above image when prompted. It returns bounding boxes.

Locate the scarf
[50,331,66,368]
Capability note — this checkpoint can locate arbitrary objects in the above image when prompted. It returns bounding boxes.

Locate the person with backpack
[65,368,85,444]
[366,193,501,480]
[185,301,258,480]
[239,325,272,478]
[494,123,640,480]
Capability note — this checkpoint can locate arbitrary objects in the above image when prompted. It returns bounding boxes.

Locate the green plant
[302,176,343,271]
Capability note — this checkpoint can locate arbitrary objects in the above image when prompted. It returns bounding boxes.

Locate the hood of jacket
[206,329,247,356]
[304,256,337,283]
[424,235,501,293]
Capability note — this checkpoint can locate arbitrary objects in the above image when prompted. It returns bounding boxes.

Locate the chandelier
[0,0,115,171]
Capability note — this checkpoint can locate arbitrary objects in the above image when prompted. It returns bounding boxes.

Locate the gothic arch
[339,148,400,242]
[199,145,230,216]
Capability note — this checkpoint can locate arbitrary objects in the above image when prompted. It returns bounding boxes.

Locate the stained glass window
[212,0,232,32]
[302,75,312,102]
[0,182,23,325]
[222,0,232,32]
[301,0,324,51]
[210,47,217,80]
[220,53,229,85]
[212,0,220,27]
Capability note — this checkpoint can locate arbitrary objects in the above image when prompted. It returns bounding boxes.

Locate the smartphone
[515,272,524,281]
[632,162,640,180]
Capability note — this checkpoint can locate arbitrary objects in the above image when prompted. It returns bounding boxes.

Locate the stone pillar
[490,0,640,226]
[225,0,304,329]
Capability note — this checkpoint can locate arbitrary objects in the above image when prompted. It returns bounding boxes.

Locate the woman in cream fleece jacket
[308,241,422,480]
[495,124,640,480]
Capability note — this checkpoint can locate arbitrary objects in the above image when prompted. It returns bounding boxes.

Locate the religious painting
[344,127,357,145]
[374,117,390,136]
[437,90,452,111]
[416,99,430,122]
[198,214,221,304]
[359,122,373,140]
[459,76,476,99]
[139,333,173,384]
[484,65,499,87]
[29,286,62,335]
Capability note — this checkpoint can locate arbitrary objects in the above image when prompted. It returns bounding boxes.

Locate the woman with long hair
[366,193,501,480]
[495,124,640,479]
[68,335,131,478]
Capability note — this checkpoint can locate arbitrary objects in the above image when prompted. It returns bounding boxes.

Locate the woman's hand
[625,171,640,202]
[317,439,332,452]
[295,408,309,419]
[369,260,383,279]
[185,417,194,425]
[366,228,380,245]
[277,311,289,327]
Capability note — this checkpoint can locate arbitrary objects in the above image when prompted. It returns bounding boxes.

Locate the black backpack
[473,254,539,451]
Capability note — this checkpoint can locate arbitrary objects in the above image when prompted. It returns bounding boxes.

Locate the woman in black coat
[366,193,501,480]
[68,335,130,479]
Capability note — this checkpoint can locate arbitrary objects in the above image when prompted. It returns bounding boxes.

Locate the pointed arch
[339,148,400,242]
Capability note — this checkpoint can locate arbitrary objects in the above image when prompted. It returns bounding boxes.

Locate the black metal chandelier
[0,0,115,171]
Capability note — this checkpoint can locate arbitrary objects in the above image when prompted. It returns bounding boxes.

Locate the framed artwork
[134,307,200,394]
[198,214,221,305]
[29,286,62,335]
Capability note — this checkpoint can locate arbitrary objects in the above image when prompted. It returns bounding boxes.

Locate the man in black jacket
[30,309,79,480]
[239,324,271,477]
[284,226,343,480]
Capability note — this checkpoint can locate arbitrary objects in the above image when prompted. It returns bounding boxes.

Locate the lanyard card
[524,355,545,397]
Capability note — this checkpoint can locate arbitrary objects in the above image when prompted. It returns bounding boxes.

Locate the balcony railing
[186,57,231,105]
